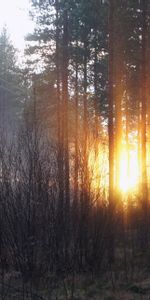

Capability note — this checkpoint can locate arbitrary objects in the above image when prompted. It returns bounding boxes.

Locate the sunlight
[88,142,139,196]
[119,148,139,193]
[88,142,108,197]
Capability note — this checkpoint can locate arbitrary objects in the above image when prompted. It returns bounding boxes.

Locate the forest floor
[0,278,150,300]
[51,275,150,300]
[1,263,150,299]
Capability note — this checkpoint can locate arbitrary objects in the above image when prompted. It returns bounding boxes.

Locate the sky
[0,0,34,50]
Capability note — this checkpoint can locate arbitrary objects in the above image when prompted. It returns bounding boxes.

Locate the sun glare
[119,148,139,193]
[88,143,108,197]
[88,142,139,197]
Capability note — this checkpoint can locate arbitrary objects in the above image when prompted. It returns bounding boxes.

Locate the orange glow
[87,140,139,197]
[87,141,108,199]
[118,147,139,193]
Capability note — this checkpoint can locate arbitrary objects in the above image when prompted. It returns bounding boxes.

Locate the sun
[119,148,139,193]
[87,140,139,198]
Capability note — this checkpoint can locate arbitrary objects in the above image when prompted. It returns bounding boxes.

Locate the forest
[0,0,150,299]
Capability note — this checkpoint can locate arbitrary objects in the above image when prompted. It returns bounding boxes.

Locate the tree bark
[108,0,115,264]
[141,0,148,250]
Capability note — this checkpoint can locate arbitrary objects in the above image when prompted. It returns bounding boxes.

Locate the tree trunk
[62,6,70,259]
[108,0,115,264]
[141,0,148,250]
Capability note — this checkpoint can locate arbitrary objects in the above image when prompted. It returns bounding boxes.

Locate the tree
[140,0,148,250]
[0,27,25,134]
[108,0,115,264]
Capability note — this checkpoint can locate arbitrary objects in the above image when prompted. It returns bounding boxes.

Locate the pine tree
[0,27,25,133]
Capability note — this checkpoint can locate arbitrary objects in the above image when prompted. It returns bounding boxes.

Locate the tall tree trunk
[94,28,99,141]
[74,42,79,209]
[138,100,142,193]
[63,7,70,212]
[62,6,70,257]
[72,41,79,255]
[55,0,65,261]
[108,0,115,264]
[114,3,124,195]
[83,40,88,189]
[82,39,89,263]
[56,0,64,209]
[141,0,148,250]
[125,89,130,186]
